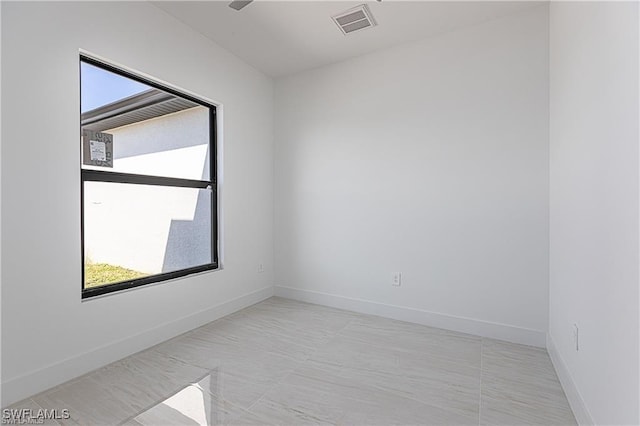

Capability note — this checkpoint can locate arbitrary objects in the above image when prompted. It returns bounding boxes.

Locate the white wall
[274,5,549,346]
[105,107,210,181]
[1,1,274,406]
[548,2,639,425]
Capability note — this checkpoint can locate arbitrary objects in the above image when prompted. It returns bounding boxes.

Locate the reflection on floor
[131,373,222,425]
[7,297,577,425]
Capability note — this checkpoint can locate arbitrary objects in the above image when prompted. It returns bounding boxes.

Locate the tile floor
[6,297,576,425]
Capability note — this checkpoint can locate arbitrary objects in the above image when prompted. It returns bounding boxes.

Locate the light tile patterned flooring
[7,297,576,425]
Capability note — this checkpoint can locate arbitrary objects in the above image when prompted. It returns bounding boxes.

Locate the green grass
[84,263,148,288]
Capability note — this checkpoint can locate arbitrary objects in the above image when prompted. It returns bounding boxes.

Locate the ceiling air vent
[332,5,377,35]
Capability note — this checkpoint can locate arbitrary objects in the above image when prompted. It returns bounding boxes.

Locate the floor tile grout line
[240,307,483,423]
[213,312,341,352]
[30,399,62,426]
[151,340,288,423]
[193,377,268,423]
[242,317,356,414]
[332,328,483,372]
[364,378,480,421]
[243,316,357,416]
[294,316,358,367]
[282,312,481,422]
[156,306,361,418]
[244,368,292,414]
[256,359,479,424]
[188,322,321,355]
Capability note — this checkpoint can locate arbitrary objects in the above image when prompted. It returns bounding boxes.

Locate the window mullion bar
[81,169,210,189]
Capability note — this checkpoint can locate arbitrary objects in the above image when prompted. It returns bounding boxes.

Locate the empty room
[0,0,638,425]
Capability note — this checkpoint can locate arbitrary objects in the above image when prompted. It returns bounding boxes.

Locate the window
[80,55,217,298]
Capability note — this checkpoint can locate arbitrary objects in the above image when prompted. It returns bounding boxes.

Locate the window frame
[80,55,218,299]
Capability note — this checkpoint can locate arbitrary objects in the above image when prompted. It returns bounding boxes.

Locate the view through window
[81,56,217,298]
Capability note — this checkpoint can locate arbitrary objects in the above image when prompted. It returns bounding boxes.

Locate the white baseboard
[546,334,595,425]
[2,286,274,407]
[274,286,546,347]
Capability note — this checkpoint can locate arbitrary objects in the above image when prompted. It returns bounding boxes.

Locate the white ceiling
[152,1,543,78]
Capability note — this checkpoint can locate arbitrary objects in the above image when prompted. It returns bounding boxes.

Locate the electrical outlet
[392,272,402,286]
[572,323,579,351]
[257,263,265,273]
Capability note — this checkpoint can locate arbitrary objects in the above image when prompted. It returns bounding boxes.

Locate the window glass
[84,181,212,289]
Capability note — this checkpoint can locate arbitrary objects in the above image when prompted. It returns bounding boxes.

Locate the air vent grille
[332,5,377,35]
